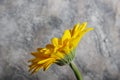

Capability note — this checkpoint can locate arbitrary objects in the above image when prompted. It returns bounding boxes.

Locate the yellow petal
[83,27,94,33]
[31,52,41,58]
[56,51,65,59]
[31,52,49,59]
[63,46,70,54]
[37,48,43,51]
[78,27,94,38]
[72,23,80,32]
[71,23,80,35]
[28,58,40,63]
[46,44,54,49]
[29,64,39,72]
[79,22,87,31]
[44,63,52,71]
[43,59,54,71]
[31,65,43,74]
[70,37,80,48]
[38,58,54,64]
[51,37,59,46]
[62,30,71,42]
[71,27,94,48]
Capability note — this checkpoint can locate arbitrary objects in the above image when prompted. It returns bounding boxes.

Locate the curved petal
[71,23,80,36]
[79,22,87,31]
[51,37,59,46]
[43,59,55,71]
[62,30,71,42]
[38,58,54,64]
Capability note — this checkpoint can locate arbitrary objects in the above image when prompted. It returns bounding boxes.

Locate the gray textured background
[0,0,120,80]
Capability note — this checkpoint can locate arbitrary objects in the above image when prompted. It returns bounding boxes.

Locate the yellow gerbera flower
[28,22,94,74]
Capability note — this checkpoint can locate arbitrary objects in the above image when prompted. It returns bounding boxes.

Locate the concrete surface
[0,0,120,80]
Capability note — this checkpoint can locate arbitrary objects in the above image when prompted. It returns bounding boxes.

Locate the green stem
[69,62,83,80]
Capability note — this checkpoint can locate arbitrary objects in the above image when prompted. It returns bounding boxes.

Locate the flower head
[28,22,94,74]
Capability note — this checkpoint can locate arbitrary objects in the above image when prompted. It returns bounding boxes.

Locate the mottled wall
[0,0,120,80]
